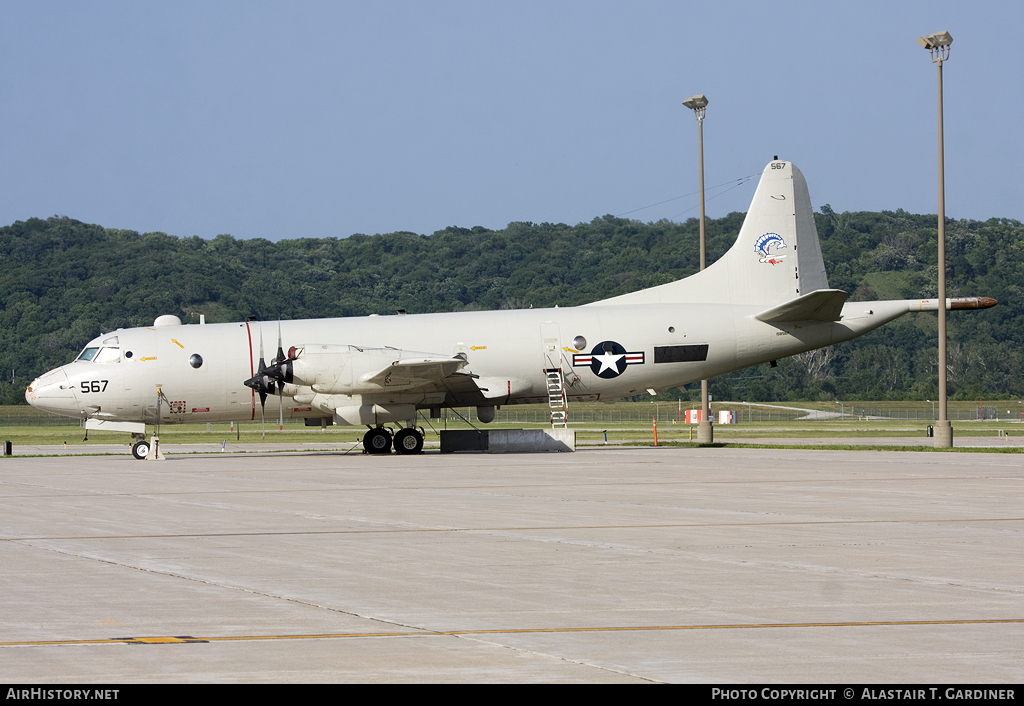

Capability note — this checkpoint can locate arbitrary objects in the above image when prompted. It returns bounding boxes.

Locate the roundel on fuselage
[570,341,646,379]
[589,341,628,379]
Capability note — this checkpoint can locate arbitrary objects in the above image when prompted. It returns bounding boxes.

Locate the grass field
[1,400,1022,451]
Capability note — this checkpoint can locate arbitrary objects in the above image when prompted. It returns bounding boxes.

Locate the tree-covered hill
[1,209,1020,404]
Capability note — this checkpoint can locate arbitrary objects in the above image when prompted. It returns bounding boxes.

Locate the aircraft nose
[25,368,80,417]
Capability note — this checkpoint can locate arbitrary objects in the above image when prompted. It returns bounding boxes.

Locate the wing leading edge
[360,356,469,390]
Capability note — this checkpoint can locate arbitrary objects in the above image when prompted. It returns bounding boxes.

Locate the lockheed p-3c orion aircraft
[25,160,995,458]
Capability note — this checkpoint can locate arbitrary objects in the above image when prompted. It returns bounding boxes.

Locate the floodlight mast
[683,94,713,443]
[917,30,953,448]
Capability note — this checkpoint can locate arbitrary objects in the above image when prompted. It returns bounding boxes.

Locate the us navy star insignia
[572,341,645,379]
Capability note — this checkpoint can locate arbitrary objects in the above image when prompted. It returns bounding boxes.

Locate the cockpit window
[94,347,121,363]
[77,347,100,362]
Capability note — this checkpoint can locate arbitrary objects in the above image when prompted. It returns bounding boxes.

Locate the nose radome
[25,368,78,416]
[28,367,67,389]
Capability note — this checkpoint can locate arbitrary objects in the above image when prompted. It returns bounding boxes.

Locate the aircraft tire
[394,428,424,455]
[363,428,393,454]
[131,440,150,460]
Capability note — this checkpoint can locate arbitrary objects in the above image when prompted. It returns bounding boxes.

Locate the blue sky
[2,1,1020,241]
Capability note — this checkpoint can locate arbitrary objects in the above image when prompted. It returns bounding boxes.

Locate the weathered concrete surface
[1,447,1021,683]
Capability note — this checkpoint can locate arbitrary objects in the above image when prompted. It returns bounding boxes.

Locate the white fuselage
[25,300,909,427]
[27,161,948,432]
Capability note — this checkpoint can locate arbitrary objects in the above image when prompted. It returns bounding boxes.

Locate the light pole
[683,94,713,443]
[918,31,953,448]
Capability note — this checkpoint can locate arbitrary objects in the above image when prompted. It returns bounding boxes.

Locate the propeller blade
[257,328,268,410]
[242,324,293,395]
[277,323,285,431]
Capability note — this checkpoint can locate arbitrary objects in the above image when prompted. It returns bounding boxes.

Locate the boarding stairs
[546,368,568,428]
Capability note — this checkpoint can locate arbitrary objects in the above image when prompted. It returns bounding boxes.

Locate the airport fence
[449,405,1024,425]
[1,405,1021,428]
[0,410,83,426]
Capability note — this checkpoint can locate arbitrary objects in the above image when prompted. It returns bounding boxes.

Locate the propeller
[243,323,296,414]
[276,324,284,432]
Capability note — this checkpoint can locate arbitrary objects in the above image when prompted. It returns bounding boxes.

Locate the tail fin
[592,160,830,307]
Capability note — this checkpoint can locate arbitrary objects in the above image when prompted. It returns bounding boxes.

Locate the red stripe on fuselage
[244,321,255,421]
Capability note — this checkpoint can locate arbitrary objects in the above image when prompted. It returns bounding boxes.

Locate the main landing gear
[362,426,424,455]
[362,427,392,454]
[394,427,425,455]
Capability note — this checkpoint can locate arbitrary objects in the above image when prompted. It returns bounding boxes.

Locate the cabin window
[94,347,121,363]
[77,347,99,362]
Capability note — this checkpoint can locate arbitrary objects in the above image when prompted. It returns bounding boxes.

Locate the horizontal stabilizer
[755,289,848,323]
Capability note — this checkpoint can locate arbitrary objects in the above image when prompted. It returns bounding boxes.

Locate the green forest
[1,208,1021,405]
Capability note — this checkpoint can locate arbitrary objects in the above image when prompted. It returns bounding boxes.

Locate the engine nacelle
[294,391,446,423]
[333,403,417,426]
[288,345,355,391]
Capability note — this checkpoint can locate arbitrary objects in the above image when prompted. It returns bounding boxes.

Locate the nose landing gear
[131,439,151,460]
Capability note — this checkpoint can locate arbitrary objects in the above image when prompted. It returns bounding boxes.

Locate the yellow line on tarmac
[2,618,1022,648]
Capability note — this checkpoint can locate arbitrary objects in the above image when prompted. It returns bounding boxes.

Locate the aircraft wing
[755,289,848,323]
[359,355,469,390]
